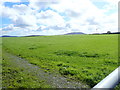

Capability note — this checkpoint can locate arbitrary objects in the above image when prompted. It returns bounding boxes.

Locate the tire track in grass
[3,51,89,88]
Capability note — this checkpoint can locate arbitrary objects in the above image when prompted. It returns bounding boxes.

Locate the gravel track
[3,51,89,88]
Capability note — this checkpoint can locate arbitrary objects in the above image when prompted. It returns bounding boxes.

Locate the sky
[0,0,119,36]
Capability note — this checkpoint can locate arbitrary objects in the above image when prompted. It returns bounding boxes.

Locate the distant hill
[24,35,44,37]
[65,32,85,35]
[1,35,18,37]
[1,35,44,37]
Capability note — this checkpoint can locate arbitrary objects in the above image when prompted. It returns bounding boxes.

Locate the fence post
[93,66,120,88]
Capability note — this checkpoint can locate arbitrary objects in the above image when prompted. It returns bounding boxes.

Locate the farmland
[2,34,118,88]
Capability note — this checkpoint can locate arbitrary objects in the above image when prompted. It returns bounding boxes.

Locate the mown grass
[2,34,118,87]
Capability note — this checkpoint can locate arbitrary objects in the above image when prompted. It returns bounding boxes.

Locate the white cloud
[49,0,108,33]
[13,4,33,14]
[13,15,37,28]
[2,24,14,31]
[28,0,58,10]
[1,5,19,18]
[91,0,119,4]
[103,0,119,5]
[36,10,65,27]
[1,0,21,3]
[1,0,118,36]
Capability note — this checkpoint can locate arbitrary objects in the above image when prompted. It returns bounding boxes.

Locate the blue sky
[4,2,29,8]
[0,0,118,36]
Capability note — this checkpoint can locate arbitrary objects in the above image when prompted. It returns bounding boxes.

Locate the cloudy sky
[0,0,119,36]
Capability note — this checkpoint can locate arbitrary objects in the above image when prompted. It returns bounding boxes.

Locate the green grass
[2,51,51,88]
[2,34,118,87]
[0,37,2,89]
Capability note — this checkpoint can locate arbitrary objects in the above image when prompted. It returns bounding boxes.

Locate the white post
[93,66,120,88]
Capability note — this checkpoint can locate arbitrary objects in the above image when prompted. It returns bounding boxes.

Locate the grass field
[2,34,119,88]
[0,37,2,89]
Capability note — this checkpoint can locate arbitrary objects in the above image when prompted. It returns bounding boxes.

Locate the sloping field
[2,34,118,88]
